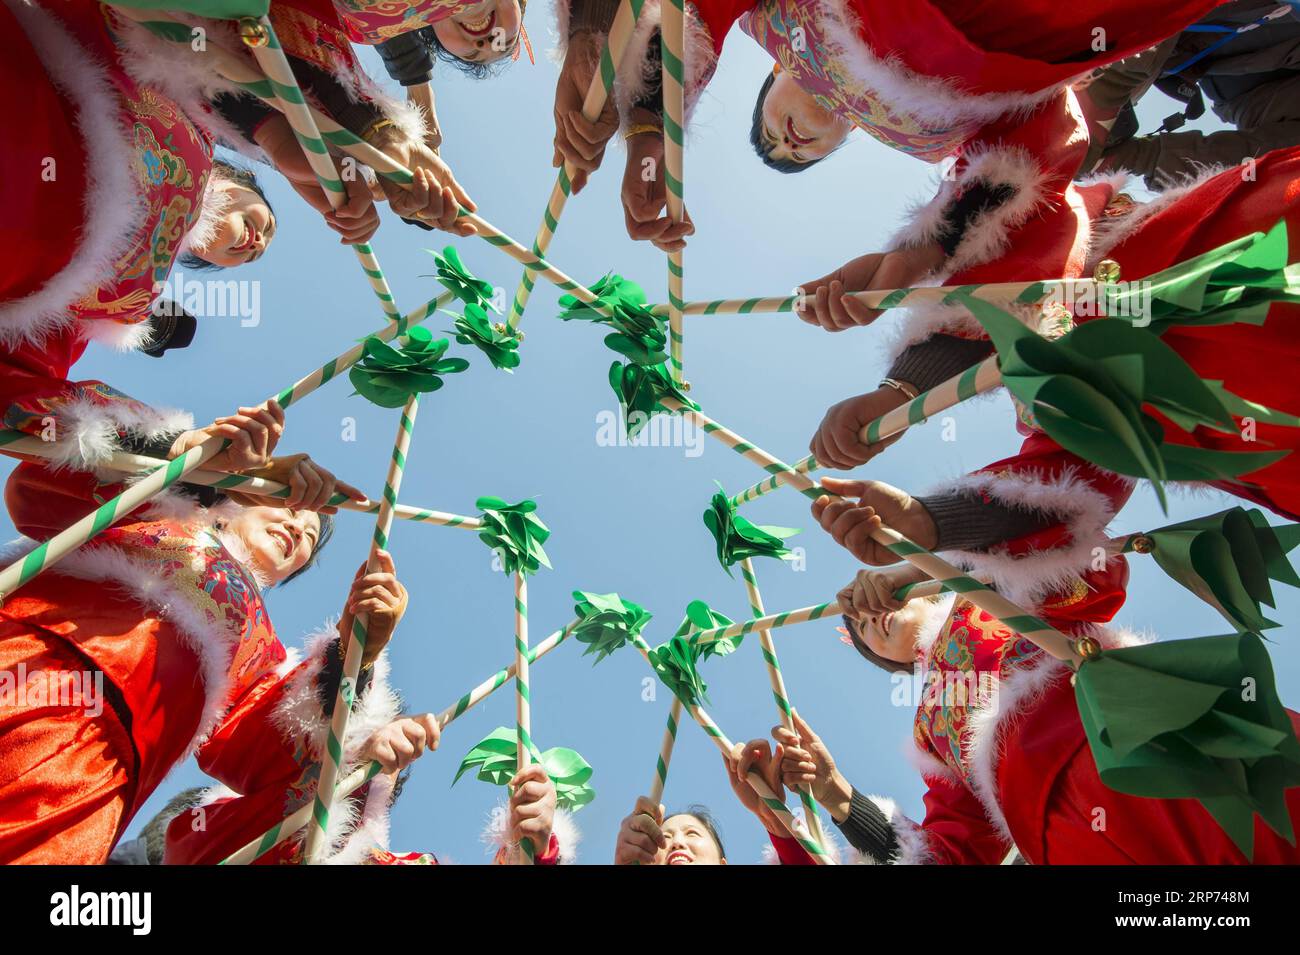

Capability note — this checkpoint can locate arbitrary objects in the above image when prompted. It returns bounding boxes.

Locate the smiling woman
[179,160,278,271]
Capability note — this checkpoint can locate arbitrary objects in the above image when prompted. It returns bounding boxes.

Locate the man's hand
[361,714,440,774]
[614,796,666,864]
[336,551,408,666]
[622,123,694,252]
[168,399,285,472]
[796,244,945,331]
[809,386,912,471]
[773,711,853,823]
[811,478,938,565]
[553,31,620,194]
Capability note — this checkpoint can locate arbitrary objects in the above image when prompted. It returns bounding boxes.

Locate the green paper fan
[608,361,698,439]
[702,483,799,574]
[348,327,469,408]
[449,302,521,371]
[429,246,497,310]
[454,727,595,812]
[475,496,551,576]
[570,590,654,663]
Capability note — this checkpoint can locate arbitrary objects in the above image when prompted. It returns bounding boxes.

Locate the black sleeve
[934,182,1016,258]
[375,30,435,87]
[887,334,995,394]
[569,0,623,36]
[316,636,375,717]
[632,29,663,114]
[834,788,901,862]
[915,491,1057,552]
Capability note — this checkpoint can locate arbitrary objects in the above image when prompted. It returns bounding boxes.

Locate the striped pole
[221,618,582,864]
[630,635,834,864]
[728,355,1002,507]
[646,611,696,805]
[658,399,825,502]
[507,0,644,328]
[662,0,687,385]
[353,242,402,323]
[647,277,1075,317]
[893,574,992,601]
[304,394,419,863]
[512,570,536,863]
[739,558,828,853]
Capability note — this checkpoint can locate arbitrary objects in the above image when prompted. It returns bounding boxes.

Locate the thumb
[791,708,816,744]
[818,477,868,499]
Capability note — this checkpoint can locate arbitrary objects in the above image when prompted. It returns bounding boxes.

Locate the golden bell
[681,380,692,393]
[1094,259,1122,284]
[515,330,525,343]
[238,17,269,47]
[1074,636,1102,660]
[1131,534,1154,555]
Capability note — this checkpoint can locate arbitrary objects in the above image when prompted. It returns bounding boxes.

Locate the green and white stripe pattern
[649,698,683,806]
[507,0,644,329]
[739,558,828,853]
[353,243,402,322]
[222,619,581,864]
[729,355,1002,507]
[630,636,834,864]
[662,0,686,384]
[893,575,991,602]
[658,399,826,502]
[513,570,536,863]
[304,395,419,863]
[688,600,840,647]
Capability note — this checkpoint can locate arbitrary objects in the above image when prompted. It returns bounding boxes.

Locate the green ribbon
[475,496,552,576]
[454,726,595,812]
[571,590,653,663]
[430,246,496,310]
[449,303,521,371]
[559,273,667,366]
[1129,508,1300,633]
[108,0,268,16]
[1074,631,1300,860]
[348,327,469,408]
[648,635,711,707]
[702,483,799,574]
[1106,220,1300,333]
[679,599,743,659]
[608,361,698,439]
[960,297,1291,509]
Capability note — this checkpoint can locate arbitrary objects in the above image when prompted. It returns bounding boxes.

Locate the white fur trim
[924,465,1126,607]
[77,319,157,353]
[613,0,717,133]
[911,592,957,658]
[1085,165,1228,271]
[322,771,396,865]
[482,804,580,864]
[811,0,1071,130]
[36,394,193,472]
[177,175,234,260]
[0,0,149,348]
[883,298,1039,365]
[890,144,1053,275]
[903,740,960,783]
[862,794,931,865]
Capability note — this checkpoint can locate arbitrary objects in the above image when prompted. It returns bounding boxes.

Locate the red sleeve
[768,832,816,865]
[913,775,1014,865]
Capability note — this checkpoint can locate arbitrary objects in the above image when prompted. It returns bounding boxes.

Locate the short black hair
[419,0,527,80]
[282,511,334,586]
[841,614,917,675]
[750,72,827,175]
[666,804,726,859]
[179,158,273,272]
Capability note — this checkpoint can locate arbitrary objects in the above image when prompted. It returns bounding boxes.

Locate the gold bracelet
[623,123,663,141]
[361,117,396,143]
[879,378,919,401]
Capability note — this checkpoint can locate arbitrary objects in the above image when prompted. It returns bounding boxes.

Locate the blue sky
[7,25,1298,865]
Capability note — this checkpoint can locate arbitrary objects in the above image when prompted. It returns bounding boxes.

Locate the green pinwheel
[429,246,496,310]
[648,635,711,707]
[1104,219,1300,333]
[1074,631,1300,859]
[570,591,653,663]
[1124,509,1300,633]
[959,297,1292,509]
[476,496,551,576]
[678,599,743,659]
[349,327,469,408]
[608,361,698,439]
[557,273,667,365]
[109,0,268,16]
[702,484,799,574]
[454,727,595,811]
[449,302,521,371]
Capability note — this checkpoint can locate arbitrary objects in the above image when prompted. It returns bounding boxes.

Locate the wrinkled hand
[552,32,620,194]
[621,124,694,253]
[614,796,665,864]
[796,244,945,331]
[372,131,477,235]
[809,386,911,471]
[227,452,367,513]
[811,477,938,566]
[168,399,285,472]
[336,551,408,666]
[361,714,440,774]
[772,711,852,819]
[725,739,787,836]
[509,763,558,857]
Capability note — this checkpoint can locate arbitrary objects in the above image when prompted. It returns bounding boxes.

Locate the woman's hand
[621,119,694,253]
[614,796,665,864]
[369,128,477,235]
[809,386,912,471]
[168,399,285,472]
[360,714,440,774]
[509,764,558,857]
[796,243,946,331]
[227,452,367,513]
[773,712,853,823]
[836,568,913,620]
[553,32,620,194]
[725,739,788,836]
[336,551,408,666]
[812,478,938,565]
